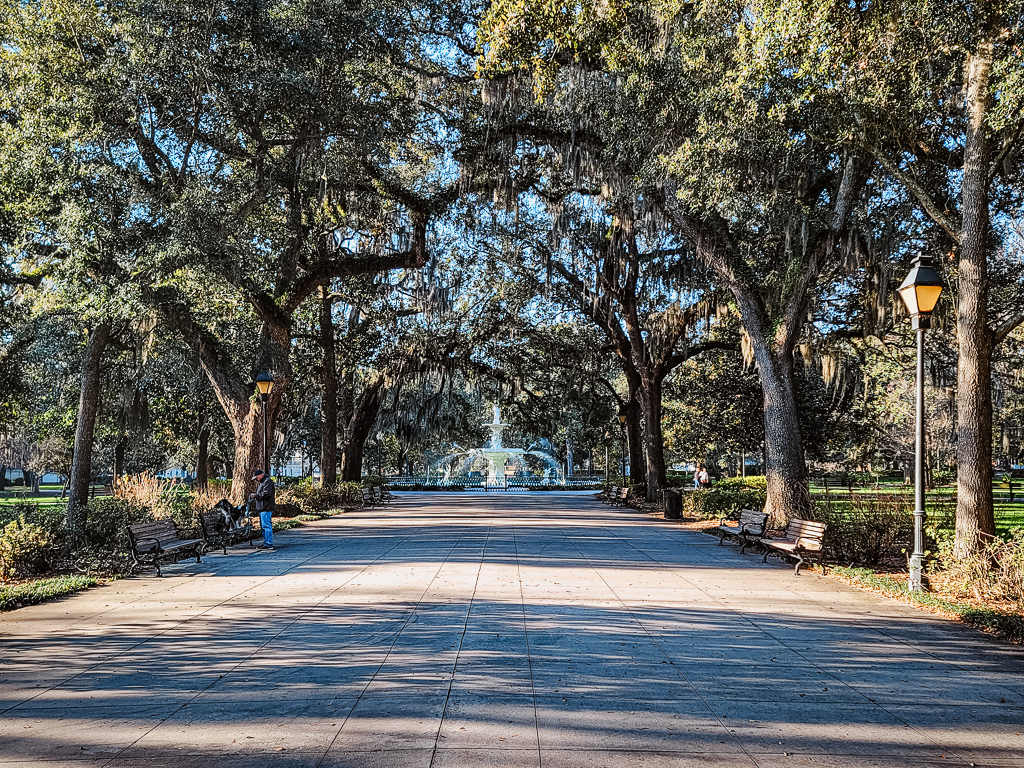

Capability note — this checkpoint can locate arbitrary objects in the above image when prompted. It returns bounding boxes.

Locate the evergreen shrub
[811,494,913,567]
[0,516,59,579]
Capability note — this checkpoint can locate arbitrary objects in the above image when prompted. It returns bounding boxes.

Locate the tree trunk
[228,403,262,502]
[340,380,384,482]
[112,438,127,485]
[196,423,210,491]
[623,398,645,486]
[757,350,810,526]
[67,321,112,544]
[638,375,667,501]
[320,287,338,486]
[954,40,997,558]
[226,388,283,503]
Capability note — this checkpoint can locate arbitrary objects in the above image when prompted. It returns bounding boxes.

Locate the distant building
[276,451,317,478]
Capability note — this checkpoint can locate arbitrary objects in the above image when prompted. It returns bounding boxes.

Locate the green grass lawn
[809,481,1023,535]
[0,495,63,507]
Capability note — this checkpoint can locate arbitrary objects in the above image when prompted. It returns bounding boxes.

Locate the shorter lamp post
[255,371,275,474]
[897,255,943,592]
[376,431,383,478]
[603,430,611,482]
[617,412,627,481]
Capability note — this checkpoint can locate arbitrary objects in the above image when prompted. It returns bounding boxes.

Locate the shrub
[665,471,691,487]
[296,486,341,514]
[681,486,766,520]
[0,517,59,579]
[0,501,65,542]
[715,475,767,490]
[83,497,152,550]
[0,575,99,611]
[936,531,1024,611]
[277,480,362,515]
[154,486,197,532]
[113,472,167,509]
[810,494,914,567]
[191,486,228,514]
[207,478,232,494]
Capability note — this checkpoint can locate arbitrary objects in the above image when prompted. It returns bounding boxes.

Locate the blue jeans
[259,511,273,546]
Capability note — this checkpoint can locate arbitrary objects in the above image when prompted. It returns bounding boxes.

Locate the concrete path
[2,493,1024,767]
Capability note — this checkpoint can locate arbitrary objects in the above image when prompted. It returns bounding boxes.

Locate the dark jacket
[251,476,275,513]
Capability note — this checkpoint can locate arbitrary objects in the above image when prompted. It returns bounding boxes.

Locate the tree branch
[871,148,961,243]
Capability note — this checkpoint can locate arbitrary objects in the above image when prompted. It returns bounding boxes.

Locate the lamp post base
[908,553,924,592]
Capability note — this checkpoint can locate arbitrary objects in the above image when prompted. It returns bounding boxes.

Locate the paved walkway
[2,493,1024,767]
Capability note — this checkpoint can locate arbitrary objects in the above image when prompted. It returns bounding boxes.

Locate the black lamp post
[897,255,943,592]
[617,412,627,481]
[603,430,611,482]
[255,371,275,475]
[376,431,383,478]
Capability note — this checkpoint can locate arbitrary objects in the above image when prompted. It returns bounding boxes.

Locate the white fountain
[433,404,563,486]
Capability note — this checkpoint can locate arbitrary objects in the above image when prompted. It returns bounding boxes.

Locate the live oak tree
[507,201,732,499]
[6,0,460,499]
[740,0,1024,554]
[477,0,871,521]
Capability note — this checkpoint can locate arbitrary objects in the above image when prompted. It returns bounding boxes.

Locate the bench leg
[154,557,162,577]
[739,535,748,554]
[762,549,770,563]
[718,531,725,545]
[793,553,805,575]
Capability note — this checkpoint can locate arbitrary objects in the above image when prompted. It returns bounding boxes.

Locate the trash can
[663,489,682,520]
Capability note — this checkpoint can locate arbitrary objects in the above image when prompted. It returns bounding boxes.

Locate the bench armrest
[134,537,160,553]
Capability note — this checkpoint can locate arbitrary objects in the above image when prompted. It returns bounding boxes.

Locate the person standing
[249,469,275,550]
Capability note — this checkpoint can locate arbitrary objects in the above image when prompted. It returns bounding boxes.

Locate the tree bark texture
[226,392,283,502]
[67,321,112,543]
[954,40,997,558]
[758,351,810,526]
[638,374,667,500]
[320,287,338,486]
[340,379,384,482]
[623,397,645,486]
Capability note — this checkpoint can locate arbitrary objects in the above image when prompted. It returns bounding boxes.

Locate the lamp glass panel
[915,284,942,314]
[898,284,919,315]
[256,380,274,395]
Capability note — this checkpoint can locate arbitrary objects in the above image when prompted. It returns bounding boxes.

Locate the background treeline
[0,0,1021,571]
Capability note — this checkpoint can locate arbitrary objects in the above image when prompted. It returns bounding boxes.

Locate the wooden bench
[127,520,202,576]
[360,487,376,507]
[611,486,631,506]
[198,508,260,555]
[369,485,391,505]
[597,485,617,502]
[717,508,768,553]
[760,518,827,575]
